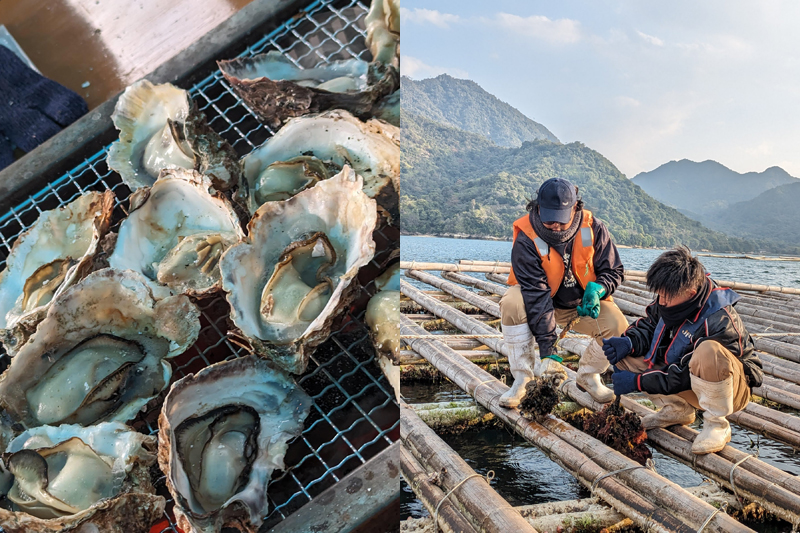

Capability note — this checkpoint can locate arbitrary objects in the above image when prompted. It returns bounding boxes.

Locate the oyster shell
[0,269,200,429]
[0,191,114,354]
[241,109,399,221]
[218,51,399,129]
[0,422,164,533]
[109,169,245,297]
[107,80,242,192]
[220,166,376,374]
[158,355,311,533]
[365,261,400,397]
[366,0,400,67]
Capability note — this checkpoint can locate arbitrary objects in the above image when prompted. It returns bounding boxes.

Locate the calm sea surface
[401,236,800,288]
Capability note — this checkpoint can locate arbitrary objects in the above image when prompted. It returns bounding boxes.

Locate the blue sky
[401,1,800,178]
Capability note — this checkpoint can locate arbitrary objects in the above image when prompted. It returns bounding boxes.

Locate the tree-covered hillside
[401,113,796,254]
[710,181,800,246]
[402,75,559,147]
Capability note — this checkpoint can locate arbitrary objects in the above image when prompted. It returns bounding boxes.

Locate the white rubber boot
[577,340,615,403]
[691,375,734,454]
[499,323,536,408]
[641,394,696,429]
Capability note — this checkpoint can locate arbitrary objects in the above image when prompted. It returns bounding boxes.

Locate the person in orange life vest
[602,247,763,454]
[499,178,628,407]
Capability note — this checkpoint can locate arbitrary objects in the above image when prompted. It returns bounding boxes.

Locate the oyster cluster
[0,3,399,531]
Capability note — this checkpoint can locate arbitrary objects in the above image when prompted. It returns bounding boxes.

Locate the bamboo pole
[400,261,511,274]
[400,445,480,533]
[442,271,508,296]
[744,402,800,435]
[623,270,800,295]
[399,350,504,365]
[406,270,501,316]
[401,401,539,533]
[399,315,736,533]
[485,272,509,285]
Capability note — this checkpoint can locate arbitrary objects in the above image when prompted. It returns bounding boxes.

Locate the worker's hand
[576,281,605,319]
[611,370,639,396]
[602,336,633,365]
[536,355,567,386]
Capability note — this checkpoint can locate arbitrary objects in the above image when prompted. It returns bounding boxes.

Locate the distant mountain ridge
[632,159,798,215]
[401,74,559,147]
[710,181,800,246]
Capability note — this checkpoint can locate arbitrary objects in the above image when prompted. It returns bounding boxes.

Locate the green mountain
[632,159,798,215]
[401,74,559,147]
[401,112,796,254]
[709,181,800,246]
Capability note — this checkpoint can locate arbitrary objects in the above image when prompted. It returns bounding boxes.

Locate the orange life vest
[507,210,603,298]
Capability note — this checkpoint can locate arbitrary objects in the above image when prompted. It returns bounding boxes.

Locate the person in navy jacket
[601,247,763,454]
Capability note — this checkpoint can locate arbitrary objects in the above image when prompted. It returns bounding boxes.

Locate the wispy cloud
[491,13,582,44]
[402,56,469,79]
[400,8,461,28]
[636,30,664,46]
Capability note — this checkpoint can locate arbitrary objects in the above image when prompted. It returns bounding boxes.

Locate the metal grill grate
[0,0,399,531]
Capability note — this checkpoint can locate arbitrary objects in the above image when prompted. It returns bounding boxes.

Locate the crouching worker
[499,178,628,407]
[603,247,763,454]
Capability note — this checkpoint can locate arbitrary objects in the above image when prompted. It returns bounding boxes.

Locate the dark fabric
[0,46,88,169]
[602,336,632,365]
[611,370,638,395]
[529,203,582,245]
[622,280,763,395]
[510,214,625,356]
[657,277,711,327]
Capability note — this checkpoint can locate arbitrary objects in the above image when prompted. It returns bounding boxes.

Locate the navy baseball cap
[538,178,577,223]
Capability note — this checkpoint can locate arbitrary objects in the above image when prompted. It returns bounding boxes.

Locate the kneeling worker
[500,178,628,407]
[602,247,763,454]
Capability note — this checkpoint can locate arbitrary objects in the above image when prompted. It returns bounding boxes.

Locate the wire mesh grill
[0,0,399,531]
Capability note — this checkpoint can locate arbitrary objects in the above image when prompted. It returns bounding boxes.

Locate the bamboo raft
[399,260,800,533]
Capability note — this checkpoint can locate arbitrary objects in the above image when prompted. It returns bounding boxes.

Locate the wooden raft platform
[399,260,800,533]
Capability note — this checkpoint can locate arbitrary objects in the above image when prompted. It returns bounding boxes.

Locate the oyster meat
[366,0,400,67]
[218,51,399,129]
[0,191,114,355]
[0,422,164,533]
[159,355,311,533]
[365,261,400,398]
[220,166,376,374]
[109,168,244,297]
[241,109,399,220]
[0,269,200,429]
[107,80,242,192]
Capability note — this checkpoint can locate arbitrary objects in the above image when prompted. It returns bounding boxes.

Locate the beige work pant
[499,284,629,346]
[615,340,750,411]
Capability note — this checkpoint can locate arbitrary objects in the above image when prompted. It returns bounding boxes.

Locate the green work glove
[577,281,605,319]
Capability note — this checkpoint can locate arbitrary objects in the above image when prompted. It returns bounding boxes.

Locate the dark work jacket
[622,279,763,395]
[510,213,625,356]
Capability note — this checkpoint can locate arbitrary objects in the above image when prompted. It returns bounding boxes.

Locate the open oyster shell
[109,169,245,297]
[0,191,115,355]
[0,269,200,430]
[218,51,399,129]
[0,422,164,533]
[107,80,242,192]
[366,0,400,68]
[220,166,376,374]
[158,355,311,533]
[240,109,399,221]
[366,260,400,398]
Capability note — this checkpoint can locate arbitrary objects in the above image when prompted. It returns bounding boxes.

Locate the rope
[433,471,495,533]
[590,459,656,493]
[696,501,728,532]
[729,450,759,503]
[403,334,503,339]
[473,378,499,397]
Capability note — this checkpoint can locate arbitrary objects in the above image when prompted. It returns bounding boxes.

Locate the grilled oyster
[109,169,244,297]
[0,191,114,355]
[107,80,242,192]
[0,423,163,533]
[366,261,400,397]
[218,51,399,129]
[241,109,399,220]
[0,269,200,429]
[159,356,311,533]
[366,0,399,67]
[220,166,376,374]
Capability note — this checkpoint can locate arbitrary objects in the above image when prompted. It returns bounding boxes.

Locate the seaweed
[519,376,561,421]
[565,399,652,465]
